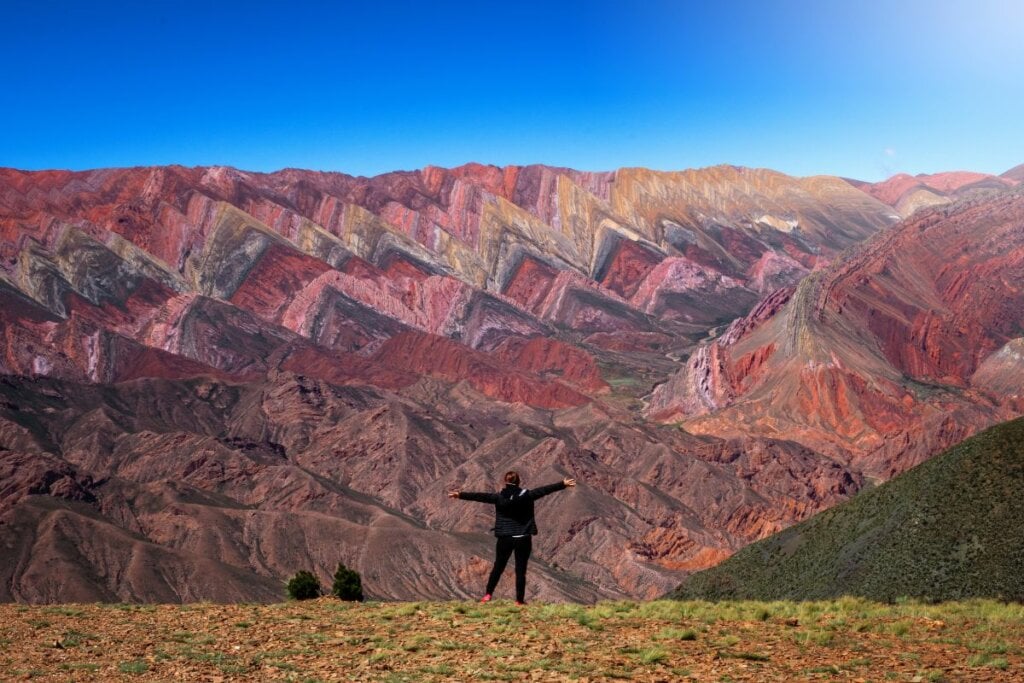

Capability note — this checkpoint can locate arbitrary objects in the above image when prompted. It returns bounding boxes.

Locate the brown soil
[1,599,1021,681]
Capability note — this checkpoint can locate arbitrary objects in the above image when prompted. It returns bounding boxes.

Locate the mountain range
[0,162,1020,602]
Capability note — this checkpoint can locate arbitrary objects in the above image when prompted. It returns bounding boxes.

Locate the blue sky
[2,0,1022,180]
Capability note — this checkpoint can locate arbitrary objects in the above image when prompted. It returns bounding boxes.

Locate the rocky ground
[1,599,1021,681]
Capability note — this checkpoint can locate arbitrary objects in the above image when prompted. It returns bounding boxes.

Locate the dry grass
[1,598,1022,681]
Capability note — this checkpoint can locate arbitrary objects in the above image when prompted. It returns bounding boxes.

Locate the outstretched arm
[448,490,499,503]
[525,478,576,501]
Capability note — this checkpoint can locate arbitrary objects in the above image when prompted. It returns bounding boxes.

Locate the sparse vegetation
[969,652,1011,669]
[1,599,1021,680]
[655,626,698,641]
[117,660,149,674]
[636,646,668,664]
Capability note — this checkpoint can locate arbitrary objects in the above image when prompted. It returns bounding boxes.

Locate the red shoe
[480,594,492,603]
[515,601,526,606]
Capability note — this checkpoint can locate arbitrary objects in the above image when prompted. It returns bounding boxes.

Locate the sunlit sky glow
[2,0,1022,180]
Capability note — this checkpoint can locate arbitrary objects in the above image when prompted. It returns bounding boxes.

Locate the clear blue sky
[2,0,1022,180]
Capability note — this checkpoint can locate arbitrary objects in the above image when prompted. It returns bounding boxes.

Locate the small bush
[573,610,603,631]
[654,627,697,641]
[286,570,322,601]
[118,660,149,674]
[732,651,770,661]
[637,647,668,665]
[891,620,914,636]
[331,562,364,601]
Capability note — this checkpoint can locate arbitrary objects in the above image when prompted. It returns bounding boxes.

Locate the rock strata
[0,163,1019,602]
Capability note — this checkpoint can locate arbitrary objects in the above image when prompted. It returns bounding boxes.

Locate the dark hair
[504,471,520,486]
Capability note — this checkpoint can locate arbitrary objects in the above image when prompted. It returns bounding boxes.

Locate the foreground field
[1,599,1022,681]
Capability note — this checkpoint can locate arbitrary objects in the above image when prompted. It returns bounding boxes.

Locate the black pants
[485,536,532,602]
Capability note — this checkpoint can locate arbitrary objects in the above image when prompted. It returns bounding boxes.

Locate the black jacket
[459,481,567,537]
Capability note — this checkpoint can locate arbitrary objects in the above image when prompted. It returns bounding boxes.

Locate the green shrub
[331,562,364,601]
[286,570,322,601]
[118,660,149,674]
[637,647,668,664]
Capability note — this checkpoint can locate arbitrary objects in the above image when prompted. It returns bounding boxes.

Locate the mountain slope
[849,171,1017,218]
[650,188,1024,478]
[671,416,1024,602]
[0,371,862,603]
[1003,164,1024,182]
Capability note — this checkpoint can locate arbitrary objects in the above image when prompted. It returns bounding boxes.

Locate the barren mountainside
[848,171,1017,218]
[0,162,1020,602]
[649,189,1024,479]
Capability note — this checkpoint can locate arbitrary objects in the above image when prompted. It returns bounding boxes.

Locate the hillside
[672,417,1024,602]
[849,171,1017,218]
[1003,164,1024,182]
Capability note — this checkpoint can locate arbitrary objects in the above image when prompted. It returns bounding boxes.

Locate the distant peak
[1002,163,1024,181]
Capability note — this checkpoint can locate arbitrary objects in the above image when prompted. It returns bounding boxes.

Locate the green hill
[672,416,1024,602]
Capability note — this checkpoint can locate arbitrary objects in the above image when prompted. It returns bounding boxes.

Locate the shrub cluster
[286,562,364,601]
[285,570,322,601]
[332,562,364,601]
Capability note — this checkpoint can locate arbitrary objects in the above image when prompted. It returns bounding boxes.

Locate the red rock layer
[651,190,1024,477]
[501,255,561,314]
[598,239,663,298]
[491,336,609,393]
[373,331,590,409]
[853,170,1017,217]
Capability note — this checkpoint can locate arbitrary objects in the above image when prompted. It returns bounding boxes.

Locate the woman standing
[449,471,576,605]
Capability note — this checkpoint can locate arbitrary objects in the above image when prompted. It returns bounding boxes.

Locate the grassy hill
[672,416,1024,602]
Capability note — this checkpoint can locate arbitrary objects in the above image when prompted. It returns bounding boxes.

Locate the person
[449,471,576,605]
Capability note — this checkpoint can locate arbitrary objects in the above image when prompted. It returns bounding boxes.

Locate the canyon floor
[1,599,1021,681]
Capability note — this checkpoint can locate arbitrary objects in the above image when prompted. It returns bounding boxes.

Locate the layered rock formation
[849,171,1017,218]
[0,161,1019,603]
[650,188,1024,479]
[1003,164,1024,182]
